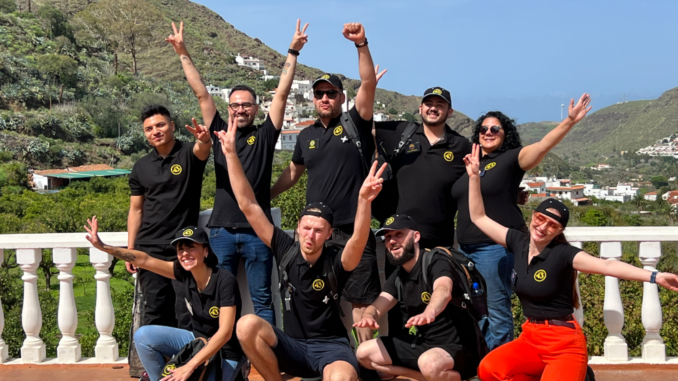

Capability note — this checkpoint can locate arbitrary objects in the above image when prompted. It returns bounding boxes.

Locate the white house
[277,130,301,151]
[522,181,546,194]
[546,185,586,201]
[644,191,658,201]
[207,85,232,102]
[235,54,264,71]
[374,112,387,122]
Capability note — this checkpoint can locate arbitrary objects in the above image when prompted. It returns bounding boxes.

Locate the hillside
[516,121,559,145]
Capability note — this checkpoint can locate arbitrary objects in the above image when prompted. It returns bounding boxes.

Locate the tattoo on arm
[181,56,193,66]
[105,245,137,262]
[282,61,291,75]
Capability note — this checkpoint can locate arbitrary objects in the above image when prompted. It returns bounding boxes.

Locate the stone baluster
[639,242,666,362]
[570,241,584,327]
[54,248,81,363]
[90,248,118,362]
[17,249,46,363]
[0,250,7,363]
[600,242,628,361]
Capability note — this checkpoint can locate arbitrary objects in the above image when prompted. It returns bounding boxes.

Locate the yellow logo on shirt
[209,306,220,318]
[444,151,454,162]
[421,292,431,304]
[334,126,343,136]
[433,88,443,95]
[247,136,256,145]
[162,364,176,377]
[313,279,325,291]
[171,164,182,175]
[534,270,547,282]
[183,229,193,237]
[309,139,317,149]
[485,162,497,171]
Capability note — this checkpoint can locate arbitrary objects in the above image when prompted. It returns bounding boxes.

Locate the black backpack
[162,337,221,381]
[278,242,344,317]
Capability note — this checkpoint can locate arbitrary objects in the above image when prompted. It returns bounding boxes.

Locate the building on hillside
[207,85,232,102]
[31,165,130,190]
[374,112,387,122]
[662,190,678,201]
[644,191,658,201]
[529,193,549,202]
[546,185,585,201]
[591,164,611,171]
[235,54,265,71]
[522,181,546,194]
[277,130,301,151]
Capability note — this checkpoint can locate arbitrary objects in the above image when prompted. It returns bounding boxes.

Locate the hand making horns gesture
[342,23,366,43]
[165,21,189,56]
[185,118,211,144]
[567,93,593,124]
[215,114,238,157]
[359,161,388,202]
[290,19,309,51]
[463,143,482,178]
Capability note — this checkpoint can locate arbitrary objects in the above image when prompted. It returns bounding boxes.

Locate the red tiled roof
[69,164,114,172]
[34,169,69,176]
[527,182,545,187]
[547,185,585,191]
[281,130,301,134]
[530,193,548,197]
[295,120,315,127]
[574,197,590,202]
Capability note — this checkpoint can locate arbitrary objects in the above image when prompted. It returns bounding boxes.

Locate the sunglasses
[229,102,254,111]
[313,90,340,100]
[533,212,562,233]
[480,125,502,135]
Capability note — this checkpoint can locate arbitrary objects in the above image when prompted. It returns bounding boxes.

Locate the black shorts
[271,326,359,378]
[380,336,479,380]
[329,224,380,304]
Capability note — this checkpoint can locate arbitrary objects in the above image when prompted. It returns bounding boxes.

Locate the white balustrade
[90,247,118,362]
[639,242,666,362]
[0,249,7,363]
[570,241,584,327]
[54,248,81,363]
[17,249,46,363]
[600,242,629,361]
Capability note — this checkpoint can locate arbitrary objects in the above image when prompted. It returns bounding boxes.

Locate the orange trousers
[478,319,588,381]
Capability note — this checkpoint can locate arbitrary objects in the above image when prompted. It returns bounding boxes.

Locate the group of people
[83,20,678,381]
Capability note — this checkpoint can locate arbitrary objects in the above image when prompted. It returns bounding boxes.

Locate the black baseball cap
[422,87,452,106]
[535,198,570,228]
[299,202,334,226]
[312,74,344,91]
[171,227,209,246]
[375,214,418,236]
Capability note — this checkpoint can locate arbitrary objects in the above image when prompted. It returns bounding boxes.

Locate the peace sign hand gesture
[463,144,481,178]
[185,118,211,144]
[290,19,309,51]
[375,64,387,83]
[342,23,366,44]
[359,161,388,202]
[216,115,238,157]
[165,21,189,56]
[567,93,592,124]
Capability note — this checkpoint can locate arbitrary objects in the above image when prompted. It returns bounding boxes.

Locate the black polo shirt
[376,122,471,245]
[129,140,207,248]
[173,262,243,360]
[270,227,351,340]
[209,111,280,228]
[452,147,527,245]
[505,228,582,320]
[382,252,478,347]
[292,107,374,226]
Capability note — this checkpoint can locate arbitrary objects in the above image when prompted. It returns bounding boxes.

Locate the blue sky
[194,0,678,123]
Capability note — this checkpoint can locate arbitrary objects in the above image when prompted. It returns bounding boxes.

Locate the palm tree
[631,194,647,211]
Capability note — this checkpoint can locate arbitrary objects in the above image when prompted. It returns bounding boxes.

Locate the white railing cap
[0,232,127,249]
[564,226,678,242]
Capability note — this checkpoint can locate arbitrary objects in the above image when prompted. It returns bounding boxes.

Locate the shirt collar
[151,140,183,161]
[414,123,455,142]
[482,150,502,160]
[313,114,341,129]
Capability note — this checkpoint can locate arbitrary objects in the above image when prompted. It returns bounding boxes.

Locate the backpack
[278,242,344,317]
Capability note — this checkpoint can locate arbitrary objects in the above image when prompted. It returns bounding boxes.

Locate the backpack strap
[340,112,369,175]
[393,121,419,156]
[395,276,403,302]
[323,251,345,318]
[278,243,299,313]
[420,249,434,288]
[435,246,473,286]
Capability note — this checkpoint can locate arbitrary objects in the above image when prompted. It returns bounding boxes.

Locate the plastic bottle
[471,282,484,296]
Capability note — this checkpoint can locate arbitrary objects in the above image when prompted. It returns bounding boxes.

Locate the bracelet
[650,271,658,284]
[288,48,300,56]
[355,39,368,48]
[197,139,212,145]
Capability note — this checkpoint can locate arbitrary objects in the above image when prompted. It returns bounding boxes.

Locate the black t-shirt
[292,107,374,226]
[129,141,207,247]
[209,111,280,228]
[382,252,478,348]
[452,147,527,245]
[376,122,471,245]
[173,262,243,360]
[505,228,582,319]
[270,227,352,340]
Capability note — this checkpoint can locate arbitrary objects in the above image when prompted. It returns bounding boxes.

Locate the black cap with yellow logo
[312,73,344,91]
[422,87,452,106]
[375,214,418,236]
[170,226,209,246]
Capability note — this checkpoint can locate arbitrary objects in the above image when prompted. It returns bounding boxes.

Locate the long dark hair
[551,232,580,310]
[471,111,522,153]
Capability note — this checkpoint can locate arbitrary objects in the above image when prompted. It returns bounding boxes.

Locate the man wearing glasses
[165,19,309,326]
[271,23,379,344]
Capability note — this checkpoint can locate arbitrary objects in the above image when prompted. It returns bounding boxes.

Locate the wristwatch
[650,271,658,284]
[355,39,368,48]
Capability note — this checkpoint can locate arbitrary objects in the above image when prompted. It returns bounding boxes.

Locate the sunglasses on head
[533,212,562,233]
[313,90,340,100]
[480,125,502,135]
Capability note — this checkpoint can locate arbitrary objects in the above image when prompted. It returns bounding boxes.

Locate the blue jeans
[209,227,275,325]
[134,325,240,381]
[460,243,515,350]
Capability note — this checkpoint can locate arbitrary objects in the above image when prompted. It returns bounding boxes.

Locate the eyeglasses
[313,90,340,100]
[229,102,254,111]
[533,212,562,233]
[480,125,502,135]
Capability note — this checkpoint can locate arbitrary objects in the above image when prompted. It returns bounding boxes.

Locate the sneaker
[139,371,150,381]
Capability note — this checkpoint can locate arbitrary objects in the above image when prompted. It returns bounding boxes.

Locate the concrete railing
[0,226,678,365]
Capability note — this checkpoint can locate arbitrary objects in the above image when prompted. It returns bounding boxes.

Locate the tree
[37,54,78,107]
[402,112,416,122]
[631,194,647,211]
[0,0,17,13]
[388,108,398,115]
[37,4,74,42]
[581,209,609,226]
[651,175,669,188]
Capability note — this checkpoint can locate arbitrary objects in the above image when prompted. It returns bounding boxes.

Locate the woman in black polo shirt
[450,93,591,349]
[85,216,243,381]
[462,145,678,380]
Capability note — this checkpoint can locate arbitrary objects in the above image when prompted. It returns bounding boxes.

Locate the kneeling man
[216,117,386,381]
[355,214,480,381]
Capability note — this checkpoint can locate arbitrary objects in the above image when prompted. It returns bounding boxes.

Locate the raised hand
[342,23,366,43]
[185,118,210,144]
[216,115,238,157]
[353,315,380,330]
[84,216,105,250]
[405,310,436,328]
[359,161,387,201]
[165,21,189,55]
[463,143,481,177]
[290,19,309,51]
[375,64,387,83]
[657,273,678,292]
[567,93,592,124]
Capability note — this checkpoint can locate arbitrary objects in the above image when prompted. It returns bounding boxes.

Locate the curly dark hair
[471,111,522,153]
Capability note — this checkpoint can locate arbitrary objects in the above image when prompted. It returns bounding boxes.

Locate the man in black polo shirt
[128,105,210,328]
[218,114,386,380]
[270,22,380,343]
[165,20,309,325]
[354,214,480,381]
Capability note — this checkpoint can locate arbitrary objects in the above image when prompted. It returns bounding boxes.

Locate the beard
[386,238,416,267]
